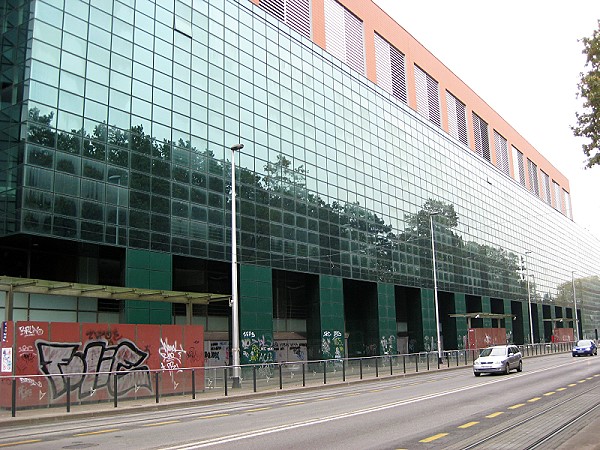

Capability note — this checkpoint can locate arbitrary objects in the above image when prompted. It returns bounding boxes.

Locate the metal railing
[0,341,573,417]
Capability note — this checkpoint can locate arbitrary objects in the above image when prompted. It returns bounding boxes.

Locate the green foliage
[573,20,600,168]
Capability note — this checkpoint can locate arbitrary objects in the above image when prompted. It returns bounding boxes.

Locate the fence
[0,341,573,417]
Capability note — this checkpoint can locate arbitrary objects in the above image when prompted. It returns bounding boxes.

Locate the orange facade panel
[248,0,570,195]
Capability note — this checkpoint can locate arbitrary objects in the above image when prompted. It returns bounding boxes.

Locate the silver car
[473,345,523,376]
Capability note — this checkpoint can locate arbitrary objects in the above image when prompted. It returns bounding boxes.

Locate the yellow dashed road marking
[370,389,383,392]
[557,388,566,392]
[458,421,479,429]
[317,397,335,401]
[568,383,577,387]
[543,392,555,396]
[142,420,180,427]
[285,401,306,406]
[578,380,586,383]
[246,407,271,412]
[200,414,229,419]
[73,429,119,437]
[508,403,525,409]
[419,433,448,443]
[486,412,503,418]
[587,377,593,380]
[528,397,541,402]
[0,440,42,447]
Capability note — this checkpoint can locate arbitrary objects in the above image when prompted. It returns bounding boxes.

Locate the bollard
[279,364,283,390]
[302,362,305,387]
[359,359,363,379]
[253,366,257,392]
[155,372,160,404]
[114,374,118,408]
[192,369,196,399]
[342,359,346,382]
[416,355,419,373]
[375,358,379,378]
[390,356,393,376]
[323,361,327,385]
[426,353,430,371]
[66,377,71,413]
[403,355,406,374]
[11,378,16,417]
[224,368,228,396]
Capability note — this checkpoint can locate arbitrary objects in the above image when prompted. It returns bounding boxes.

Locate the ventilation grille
[414,65,441,126]
[541,171,552,205]
[512,146,526,186]
[324,0,365,75]
[553,181,561,210]
[259,0,311,39]
[472,112,490,161]
[493,131,510,175]
[374,33,407,104]
[563,190,571,218]
[527,158,539,195]
[446,91,468,145]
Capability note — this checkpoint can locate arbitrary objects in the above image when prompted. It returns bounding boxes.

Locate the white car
[473,345,523,376]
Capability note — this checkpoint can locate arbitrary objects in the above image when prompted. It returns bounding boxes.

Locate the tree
[573,20,600,168]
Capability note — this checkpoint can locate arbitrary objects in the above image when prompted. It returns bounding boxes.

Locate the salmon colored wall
[250,0,570,201]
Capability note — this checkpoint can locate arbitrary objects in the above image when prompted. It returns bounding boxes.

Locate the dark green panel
[239,264,274,365]
[421,288,438,352]
[318,275,344,359]
[481,297,492,328]
[378,282,396,355]
[503,299,513,340]
[455,293,468,349]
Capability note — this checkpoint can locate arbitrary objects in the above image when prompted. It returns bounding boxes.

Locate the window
[446,91,468,145]
[540,171,551,205]
[512,146,526,187]
[259,0,311,39]
[324,0,365,75]
[374,33,407,104]
[553,181,561,210]
[414,65,440,126]
[564,190,572,218]
[493,131,509,175]
[472,112,490,161]
[527,158,539,196]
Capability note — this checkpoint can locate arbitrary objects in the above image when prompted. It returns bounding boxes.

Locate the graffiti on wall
[159,338,186,390]
[36,340,152,400]
[321,330,344,359]
[241,331,274,379]
[380,335,397,355]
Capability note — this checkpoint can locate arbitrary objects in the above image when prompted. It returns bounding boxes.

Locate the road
[1,353,599,449]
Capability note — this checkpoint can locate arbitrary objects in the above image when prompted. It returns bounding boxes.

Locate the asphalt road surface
[2,353,599,449]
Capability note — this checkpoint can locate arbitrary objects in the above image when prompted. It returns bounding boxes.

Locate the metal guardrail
[0,341,574,417]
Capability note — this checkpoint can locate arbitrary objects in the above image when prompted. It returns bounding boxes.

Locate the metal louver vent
[541,171,552,205]
[493,131,510,175]
[527,158,539,195]
[374,33,407,104]
[446,91,468,145]
[472,112,490,161]
[324,0,365,75]
[553,181,561,210]
[259,0,311,39]
[414,65,440,127]
[512,146,526,186]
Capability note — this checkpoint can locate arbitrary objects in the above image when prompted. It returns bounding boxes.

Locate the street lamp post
[525,251,534,345]
[108,175,121,244]
[429,211,442,364]
[572,271,579,341]
[230,143,243,388]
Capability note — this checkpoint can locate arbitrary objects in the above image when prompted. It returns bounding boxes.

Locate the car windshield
[576,340,593,346]
[480,347,507,357]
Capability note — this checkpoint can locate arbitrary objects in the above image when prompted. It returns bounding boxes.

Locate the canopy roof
[0,276,230,305]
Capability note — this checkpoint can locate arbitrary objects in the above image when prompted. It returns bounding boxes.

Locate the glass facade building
[0,0,599,361]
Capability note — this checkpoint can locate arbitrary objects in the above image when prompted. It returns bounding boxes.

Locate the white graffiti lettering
[19,325,43,337]
[159,338,186,390]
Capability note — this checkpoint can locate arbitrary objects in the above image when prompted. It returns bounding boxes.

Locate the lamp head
[231,143,244,151]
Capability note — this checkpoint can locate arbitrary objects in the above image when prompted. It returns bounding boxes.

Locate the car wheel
[517,360,522,372]
[504,363,510,375]
[474,372,481,377]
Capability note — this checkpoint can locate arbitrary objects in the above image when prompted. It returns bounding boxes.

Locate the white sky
[373,0,600,238]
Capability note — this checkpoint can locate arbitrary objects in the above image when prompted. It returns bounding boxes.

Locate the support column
[503,299,513,342]
[481,296,492,328]
[377,283,396,355]
[239,265,274,365]
[310,275,345,360]
[454,293,468,349]
[420,288,438,353]
[522,301,531,344]
[124,249,171,324]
